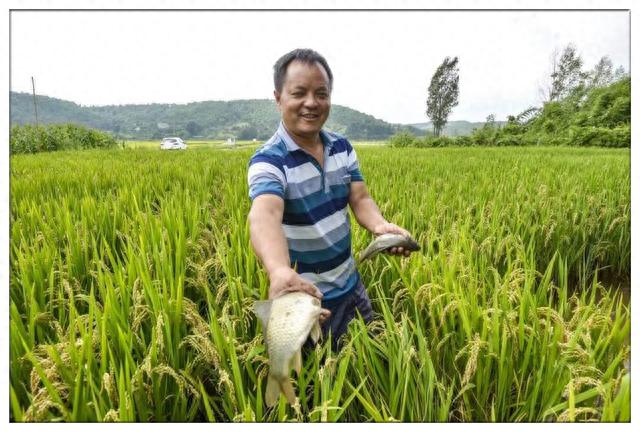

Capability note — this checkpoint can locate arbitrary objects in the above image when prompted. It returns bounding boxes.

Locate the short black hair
[273,48,333,93]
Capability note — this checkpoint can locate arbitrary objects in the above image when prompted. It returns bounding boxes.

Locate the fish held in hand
[358,233,421,262]
[253,291,323,407]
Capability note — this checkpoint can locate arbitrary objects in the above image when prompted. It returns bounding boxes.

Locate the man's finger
[388,224,410,237]
[301,281,323,299]
[277,284,321,300]
[391,225,407,236]
[311,284,323,299]
[319,308,331,323]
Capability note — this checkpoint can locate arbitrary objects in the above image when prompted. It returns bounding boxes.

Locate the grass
[9,145,630,422]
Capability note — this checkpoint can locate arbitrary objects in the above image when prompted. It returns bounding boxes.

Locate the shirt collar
[277,121,337,152]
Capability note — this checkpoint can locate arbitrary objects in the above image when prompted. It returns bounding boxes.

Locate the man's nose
[303,94,319,108]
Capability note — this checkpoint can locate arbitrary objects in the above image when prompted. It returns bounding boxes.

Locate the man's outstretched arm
[248,194,325,301]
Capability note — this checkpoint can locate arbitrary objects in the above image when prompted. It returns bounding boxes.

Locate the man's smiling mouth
[300,113,319,119]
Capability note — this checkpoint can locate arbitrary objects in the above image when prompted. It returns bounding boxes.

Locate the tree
[238,125,258,140]
[587,56,614,89]
[484,114,496,129]
[426,56,459,137]
[546,44,587,102]
[613,65,628,82]
[185,120,203,137]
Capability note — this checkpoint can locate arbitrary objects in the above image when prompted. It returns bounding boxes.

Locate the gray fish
[358,233,420,262]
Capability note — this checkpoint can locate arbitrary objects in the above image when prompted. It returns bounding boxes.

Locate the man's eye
[292,92,304,97]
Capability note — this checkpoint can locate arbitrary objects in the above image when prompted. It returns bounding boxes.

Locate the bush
[495,135,524,147]
[470,125,500,146]
[10,123,119,154]
[454,135,474,146]
[388,132,417,148]
[573,112,589,127]
[544,135,570,146]
[568,126,630,148]
[585,79,630,128]
[421,136,456,147]
[501,122,525,135]
[520,135,540,146]
[600,96,630,128]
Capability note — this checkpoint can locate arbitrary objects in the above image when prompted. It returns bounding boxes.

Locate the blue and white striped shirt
[248,122,364,300]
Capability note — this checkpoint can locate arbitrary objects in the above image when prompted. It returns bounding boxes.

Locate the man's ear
[273,90,281,110]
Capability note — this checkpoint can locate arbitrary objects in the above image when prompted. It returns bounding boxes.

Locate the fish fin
[292,349,302,375]
[253,300,272,330]
[310,321,322,343]
[280,378,297,405]
[265,374,280,407]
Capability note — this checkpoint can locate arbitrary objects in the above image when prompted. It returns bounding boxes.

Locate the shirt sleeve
[345,140,364,182]
[247,152,287,200]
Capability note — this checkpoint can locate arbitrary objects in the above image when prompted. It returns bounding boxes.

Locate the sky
[10,10,630,124]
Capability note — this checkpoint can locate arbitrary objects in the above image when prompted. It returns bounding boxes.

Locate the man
[247,48,414,348]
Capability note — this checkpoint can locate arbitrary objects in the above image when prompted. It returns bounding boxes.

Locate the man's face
[274,60,331,143]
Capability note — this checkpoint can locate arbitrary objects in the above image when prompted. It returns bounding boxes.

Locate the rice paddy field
[124,140,256,149]
[124,139,385,149]
[9,144,630,422]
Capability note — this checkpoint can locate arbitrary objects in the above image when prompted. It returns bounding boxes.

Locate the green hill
[10,92,420,141]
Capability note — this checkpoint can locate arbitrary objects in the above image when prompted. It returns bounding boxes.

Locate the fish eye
[311,298,320,306]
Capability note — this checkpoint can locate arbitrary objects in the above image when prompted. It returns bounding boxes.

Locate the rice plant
[10,145,630,422]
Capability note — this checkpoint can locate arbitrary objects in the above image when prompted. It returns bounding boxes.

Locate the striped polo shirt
[247,122,364,300]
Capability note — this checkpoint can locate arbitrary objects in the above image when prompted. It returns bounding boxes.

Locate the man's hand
[372,222,413,257]
[268,267,331,323]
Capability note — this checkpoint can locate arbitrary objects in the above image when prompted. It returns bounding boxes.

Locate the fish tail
[279,378,297,405]
[265,373,297,406]
[265,374,280,407]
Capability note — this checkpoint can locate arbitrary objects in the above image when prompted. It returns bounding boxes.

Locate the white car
[160,137,187,150]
